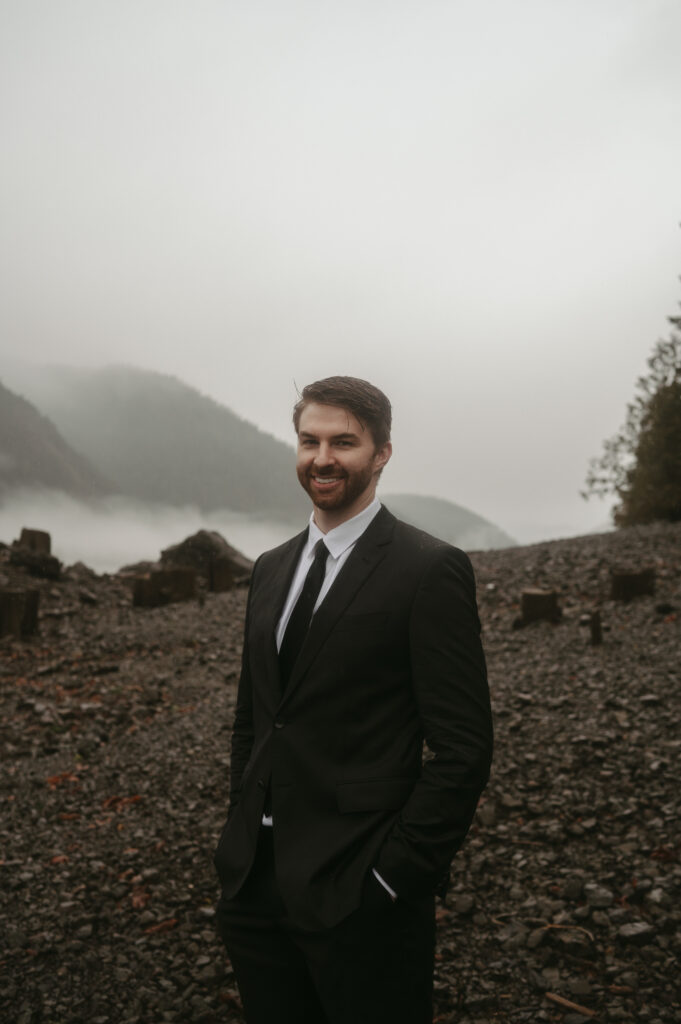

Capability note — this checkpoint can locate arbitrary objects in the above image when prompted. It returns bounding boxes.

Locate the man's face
[296,402,392,524]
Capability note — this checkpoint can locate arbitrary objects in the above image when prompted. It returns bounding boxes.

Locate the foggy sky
[1,0,680,543]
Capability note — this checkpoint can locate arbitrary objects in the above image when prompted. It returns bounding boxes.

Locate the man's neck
[312,491,378,534]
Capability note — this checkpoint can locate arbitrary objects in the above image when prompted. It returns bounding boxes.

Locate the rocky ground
[1,520,680,1024]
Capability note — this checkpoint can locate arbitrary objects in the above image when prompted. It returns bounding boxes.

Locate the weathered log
[0,588,40,638]
[18,528,51,554]
[518,588,562,626]
[610,567,655,602]
[132,568,198,608]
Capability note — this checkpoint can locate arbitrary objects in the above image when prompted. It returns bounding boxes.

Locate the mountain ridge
[0,380,110,500]
[382,492,516,549]
[2,363,307,520]
[0,362,515,549]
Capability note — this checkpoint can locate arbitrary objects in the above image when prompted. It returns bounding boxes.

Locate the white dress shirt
[275,497,382,651]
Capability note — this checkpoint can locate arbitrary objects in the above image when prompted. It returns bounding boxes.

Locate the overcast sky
[1,0,680,543]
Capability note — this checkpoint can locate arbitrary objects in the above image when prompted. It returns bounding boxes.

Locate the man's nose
[314,442,334,466]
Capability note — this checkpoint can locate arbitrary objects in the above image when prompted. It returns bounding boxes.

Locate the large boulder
[160,530,253,591]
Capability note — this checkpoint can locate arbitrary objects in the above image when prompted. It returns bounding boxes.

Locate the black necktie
[278,540,329,690]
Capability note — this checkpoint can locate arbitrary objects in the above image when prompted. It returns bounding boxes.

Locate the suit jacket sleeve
[228,556,260,814]
[375,546,493,898]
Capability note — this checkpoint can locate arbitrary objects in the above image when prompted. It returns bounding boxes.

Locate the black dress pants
[216,826,435,1024]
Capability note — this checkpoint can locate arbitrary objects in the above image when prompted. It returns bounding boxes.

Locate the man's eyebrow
[299,430,360,441]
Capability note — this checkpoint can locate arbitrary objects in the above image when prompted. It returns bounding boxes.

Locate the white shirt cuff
[372,868,397,901]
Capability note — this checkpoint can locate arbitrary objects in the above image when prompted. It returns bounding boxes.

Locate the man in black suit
[214,376,492,1024]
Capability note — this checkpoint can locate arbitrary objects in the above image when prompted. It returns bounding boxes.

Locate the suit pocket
[336,777,414,813]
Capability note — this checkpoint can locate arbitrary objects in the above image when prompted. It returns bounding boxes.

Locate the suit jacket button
[274,721,285,729]
[257,779,266,789]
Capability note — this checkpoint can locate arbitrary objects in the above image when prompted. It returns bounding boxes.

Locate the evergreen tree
[583,311,681,525]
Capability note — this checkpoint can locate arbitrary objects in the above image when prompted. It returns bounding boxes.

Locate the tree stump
[610,567,656,602]
[0,588,40,638]
[18,528,51,555]
[208,558,234,593]
[132,568,198,607]
[589,610,603,645]
[518,589,562,626]
[9,546,62,580]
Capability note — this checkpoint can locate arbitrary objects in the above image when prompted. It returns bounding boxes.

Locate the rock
[646,887,671,908]
[477,800,496,827]
[453,894,475,915]
[584,883,615,908]
[160,530,253,587]
[568,977,592,997]
[563,877,584,901]
[527,928,546,949]
[2,517,681,1022]
[618,922,656,944]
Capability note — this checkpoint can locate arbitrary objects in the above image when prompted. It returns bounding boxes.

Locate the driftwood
[545,991,596,1017]
[610,567,656,602]
[0,588,40,638]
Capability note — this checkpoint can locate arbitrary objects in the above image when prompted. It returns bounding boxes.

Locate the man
[214,376,492,1024]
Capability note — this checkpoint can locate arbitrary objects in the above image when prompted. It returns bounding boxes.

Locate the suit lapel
[279,506,396,706]
[256,529,308,705]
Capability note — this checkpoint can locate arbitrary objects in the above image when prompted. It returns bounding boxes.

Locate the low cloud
[0,489,293,573]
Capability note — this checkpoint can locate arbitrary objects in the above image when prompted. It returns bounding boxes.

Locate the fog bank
[0,489,294,573]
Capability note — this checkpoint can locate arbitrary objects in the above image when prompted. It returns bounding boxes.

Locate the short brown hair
[293,376,392,448]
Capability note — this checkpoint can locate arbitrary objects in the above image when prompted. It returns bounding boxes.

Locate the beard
[297,461,376,512]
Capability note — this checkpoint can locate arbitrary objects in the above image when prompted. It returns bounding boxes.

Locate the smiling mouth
[312,475,342,486]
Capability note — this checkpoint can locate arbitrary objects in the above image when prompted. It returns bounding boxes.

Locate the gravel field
[1,519,680,1024]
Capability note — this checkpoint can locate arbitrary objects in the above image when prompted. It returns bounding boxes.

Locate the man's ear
[374,442,392,472]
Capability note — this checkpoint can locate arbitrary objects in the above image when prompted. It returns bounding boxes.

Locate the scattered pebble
[2,521,681,1022]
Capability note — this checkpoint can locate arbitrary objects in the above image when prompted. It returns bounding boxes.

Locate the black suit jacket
[214,506,492,930]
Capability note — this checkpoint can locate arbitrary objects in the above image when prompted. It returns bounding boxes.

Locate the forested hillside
[6,365,307,520]
[0,380,110,499]
[383,493,516,549]
[2,363,516,548]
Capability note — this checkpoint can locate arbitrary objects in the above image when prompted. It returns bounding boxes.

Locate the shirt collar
[306,497,382,560]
